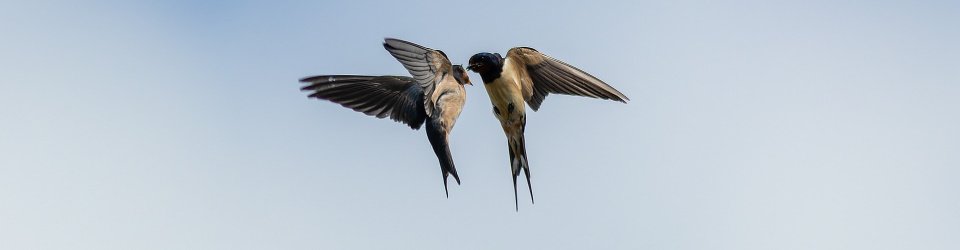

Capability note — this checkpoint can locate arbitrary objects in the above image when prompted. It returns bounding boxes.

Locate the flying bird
[299,38,471,197]
[466,47,628,210]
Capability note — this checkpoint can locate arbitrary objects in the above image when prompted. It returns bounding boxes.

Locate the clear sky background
[1,1,958,249]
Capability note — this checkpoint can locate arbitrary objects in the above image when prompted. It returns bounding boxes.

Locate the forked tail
[508,127,533,211]
[426,119,460,198]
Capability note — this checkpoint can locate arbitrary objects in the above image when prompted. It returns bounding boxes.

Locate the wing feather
[506,47,629,111]
[383,38,453,117]
[299,75,428,129]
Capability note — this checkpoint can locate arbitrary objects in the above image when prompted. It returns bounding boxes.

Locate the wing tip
[301,84,317,92]
[382,37,429,51]
[299,75,322,83]
[383,37,402,44]
[382,39,396,51]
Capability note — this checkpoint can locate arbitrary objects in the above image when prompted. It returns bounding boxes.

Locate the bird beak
[466,64,476,72]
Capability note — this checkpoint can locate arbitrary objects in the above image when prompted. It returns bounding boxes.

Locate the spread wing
[505,47,629,111]
[382,38,453,117]
[299,75,428,129]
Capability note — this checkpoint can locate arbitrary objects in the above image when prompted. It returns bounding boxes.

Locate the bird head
[451,65,472,85]
[466,52,503,74]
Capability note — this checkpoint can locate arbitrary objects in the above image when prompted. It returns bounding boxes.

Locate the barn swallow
[300,38,471,197]
[466,47,628,210]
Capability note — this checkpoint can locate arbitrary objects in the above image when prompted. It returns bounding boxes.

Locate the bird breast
[483,68,526,124]
[434,83,466,133]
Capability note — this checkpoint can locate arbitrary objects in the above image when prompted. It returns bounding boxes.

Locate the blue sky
[1,1,958,249]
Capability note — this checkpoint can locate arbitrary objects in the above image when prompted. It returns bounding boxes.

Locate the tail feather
[426,119,460,198]
[508,129,533,211]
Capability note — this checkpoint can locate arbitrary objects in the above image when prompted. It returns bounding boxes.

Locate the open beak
[466,64,476,72]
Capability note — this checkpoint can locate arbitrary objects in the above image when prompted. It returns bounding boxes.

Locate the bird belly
[484,75,526,127]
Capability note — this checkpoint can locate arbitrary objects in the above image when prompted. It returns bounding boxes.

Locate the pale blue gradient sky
[1,1,958,249]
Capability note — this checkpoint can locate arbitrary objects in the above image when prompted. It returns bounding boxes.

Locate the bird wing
[299,75,427,129]
[504,47,629,111]
[382,38,453,117]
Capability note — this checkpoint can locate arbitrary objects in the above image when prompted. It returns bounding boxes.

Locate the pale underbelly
[484,79,526,126]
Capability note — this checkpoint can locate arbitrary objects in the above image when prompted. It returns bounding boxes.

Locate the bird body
[481,58,531,202]
[423,73,467,196]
